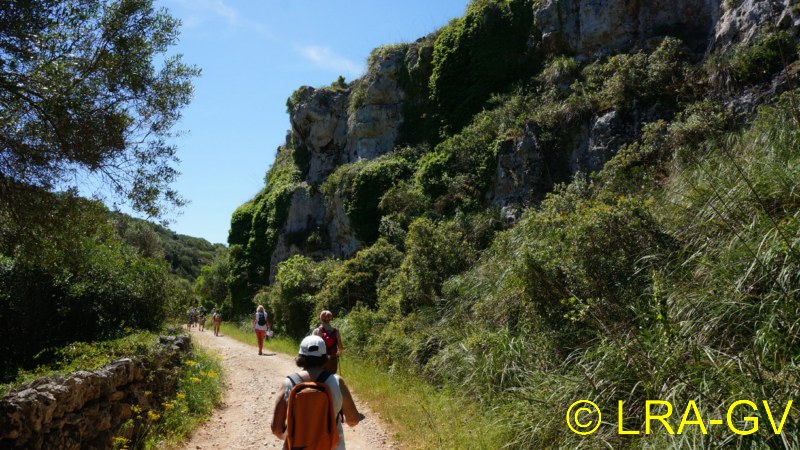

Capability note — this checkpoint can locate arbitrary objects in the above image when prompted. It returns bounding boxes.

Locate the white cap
[299,335,327,357]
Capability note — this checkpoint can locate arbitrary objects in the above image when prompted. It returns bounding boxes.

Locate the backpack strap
[287,372,303,387]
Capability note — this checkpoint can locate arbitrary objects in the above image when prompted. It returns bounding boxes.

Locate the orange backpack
[285,372,339,450]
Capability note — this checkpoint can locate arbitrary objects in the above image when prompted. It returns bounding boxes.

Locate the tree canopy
[0,0,199,218]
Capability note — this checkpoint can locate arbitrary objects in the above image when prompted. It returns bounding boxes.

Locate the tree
[194,247,230,309]
[0,0,199,219]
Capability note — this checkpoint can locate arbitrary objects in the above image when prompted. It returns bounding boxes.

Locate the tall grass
[406,89,800,449]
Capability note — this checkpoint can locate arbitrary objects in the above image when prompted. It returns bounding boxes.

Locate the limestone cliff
[232,0,799,291]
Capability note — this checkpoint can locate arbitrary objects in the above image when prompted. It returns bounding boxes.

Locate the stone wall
[0,335,191,450]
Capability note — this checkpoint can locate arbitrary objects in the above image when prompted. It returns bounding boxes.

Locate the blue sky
[153,0,470,244]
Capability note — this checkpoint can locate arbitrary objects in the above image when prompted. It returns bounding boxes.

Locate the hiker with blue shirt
[252,305,271,355]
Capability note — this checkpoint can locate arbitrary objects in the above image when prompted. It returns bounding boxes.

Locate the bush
[429,0,536,134]
[581,37,691,112]
[267,255,339,339]
[379,218,473,316]
[710,30,798,87]
[0,238,172,379]
[314,238,403,315]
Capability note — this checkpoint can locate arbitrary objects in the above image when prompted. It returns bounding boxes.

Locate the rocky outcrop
[534,0,798,56]
[275,47,409,267]
[345,49,407,162]
[267,0,797,263]
[289,87,349,185]
[267,184,359,281]
[0,335,191,450]
[489,124,546,211]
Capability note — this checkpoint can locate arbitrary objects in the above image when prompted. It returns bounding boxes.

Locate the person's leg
[255,329,266,354]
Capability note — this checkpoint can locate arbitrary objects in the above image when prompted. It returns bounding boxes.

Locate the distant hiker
[212,306,222,336]
[253,305,271,355]
[312,310,343,373]
[197,306,206,332]
[271,335,362,450]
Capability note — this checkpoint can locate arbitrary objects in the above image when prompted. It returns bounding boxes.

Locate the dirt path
[178,326,398,450]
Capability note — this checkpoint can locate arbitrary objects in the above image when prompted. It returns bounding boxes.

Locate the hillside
[110,212,224,282]
[228,0,800,447]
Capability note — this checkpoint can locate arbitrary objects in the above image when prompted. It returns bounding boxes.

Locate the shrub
[323,155,412,243]
[581,37,691,112]
[723,30,797,86]
[314,238,403,315]
[379,218,473,316]
[429,0,536,134]
[268,255,339,339]
[415,113,503,214]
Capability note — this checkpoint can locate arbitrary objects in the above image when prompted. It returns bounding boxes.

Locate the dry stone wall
[0,335,191,450]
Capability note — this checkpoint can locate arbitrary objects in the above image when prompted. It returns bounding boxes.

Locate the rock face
[345,49,406,161]
[270,47,408,277]
[287,49,406,186]
[0,335,191,450]
[267,184,360,281]
[266,0,797,261]
[535,0,798,55]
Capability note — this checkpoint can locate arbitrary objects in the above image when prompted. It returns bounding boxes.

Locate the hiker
[197,306,206,332]
[212,306,222,336]
[312,310,343,373]
[271,335,362,450]
[252,305,271,355]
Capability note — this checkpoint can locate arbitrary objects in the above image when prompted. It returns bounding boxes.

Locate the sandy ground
[177,326,398,450]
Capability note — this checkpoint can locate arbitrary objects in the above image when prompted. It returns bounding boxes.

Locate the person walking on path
[271,335,362,450]
[253,305,272,355]
[197,306,206,332]
[212,306,222,336]
[313,310,343,373]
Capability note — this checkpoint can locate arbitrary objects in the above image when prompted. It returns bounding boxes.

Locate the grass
[217,320,508,449]
[341,357,508,449]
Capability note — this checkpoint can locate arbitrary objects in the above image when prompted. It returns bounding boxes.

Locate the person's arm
[336,330,343,356]
[311,326,320,336]
[271,381,288,440]
[338,377,361,427]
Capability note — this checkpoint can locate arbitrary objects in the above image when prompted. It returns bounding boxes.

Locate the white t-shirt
[254,312,269,331]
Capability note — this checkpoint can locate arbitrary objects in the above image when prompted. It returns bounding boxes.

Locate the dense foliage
[0,0,198,381]
[0,0,198,219]
[0,196,175,380]
[112,213,223,282]
[227,146,300,314]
